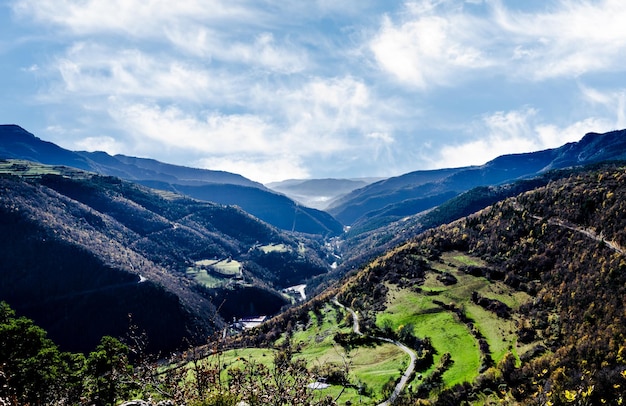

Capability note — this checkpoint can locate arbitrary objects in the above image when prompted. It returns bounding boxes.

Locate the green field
[185,268,225,288]
[378,287,481,386]
[258,243,290,253]
[183,251,534,402]
[0,160,84,178]
[376,251,533,389]
[182,303,408,405]
[285,304,407,403]
[186,258,243,288]
[194,258,242,276]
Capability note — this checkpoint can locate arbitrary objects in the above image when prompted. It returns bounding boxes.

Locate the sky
[2,0,626,184]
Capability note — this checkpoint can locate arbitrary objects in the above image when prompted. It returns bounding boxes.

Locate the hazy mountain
[327,129,626,227]
[140,180,343,236]
[80,150,262,188]
[0,160,332,353]
[266,178,379,210]
[0,125,342,236]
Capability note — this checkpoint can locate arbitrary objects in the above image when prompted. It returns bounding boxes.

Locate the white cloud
[166,27,308,73]
[366,132,394,143]
[370,10,489,88]
[74,136,125,154]
[535,118,613,148]
[12,0,257,37]
[433,108,619,169]
[370,0,626,87]
[491,0,626,79]
[435,108,538,168]
[97,72,398,181]
[54,43,228,101]
[281,76,372,138]
[15,0,308,75]
[580,86,626,129]
[234,33,308,74]
[195,155,309,184]
[105,75,382,158]
[108,102,277,155]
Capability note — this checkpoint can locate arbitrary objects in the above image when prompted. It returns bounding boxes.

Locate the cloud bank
[3,0,626,182]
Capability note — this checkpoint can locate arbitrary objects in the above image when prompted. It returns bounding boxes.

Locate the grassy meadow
[182,251,534,402]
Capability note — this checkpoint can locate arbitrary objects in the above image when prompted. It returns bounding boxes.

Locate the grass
[219,304,408,405]
[185,268,226,288]
[179,341,404,405]
[449,253,485,267]
[0,160,78,177]
[464,303,518,362]
[194,258,241,276]
[376,251,534,389]
[182,250,535,402]
[186,258,243,287]
[378,288,480,386]
[259,243,290,253]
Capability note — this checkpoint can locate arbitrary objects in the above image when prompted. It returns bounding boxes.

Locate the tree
[0,301,71,405]
[397,323,415,344]
[86,336,134,406]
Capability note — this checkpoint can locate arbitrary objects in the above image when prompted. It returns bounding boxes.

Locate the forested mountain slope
[327,167,594,281]
[0,160,331,353]
[324,162,626,404]
[0,125,342,236]
[329,129,626,228]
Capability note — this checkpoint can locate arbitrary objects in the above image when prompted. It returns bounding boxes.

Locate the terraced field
[377,251,533,389]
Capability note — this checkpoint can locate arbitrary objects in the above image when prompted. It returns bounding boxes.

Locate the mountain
[0,124,94,170]
[80,150,262,188]
[139,180,343,236]
[266,178,378,210]
[0,125,342,236]
[327,129,626,227]
[307,168,576,296]
[250,161,626,404]
[0,160,332,353]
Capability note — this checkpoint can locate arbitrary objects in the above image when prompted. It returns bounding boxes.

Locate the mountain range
[240,161,626,404]
[0,160,332,353]
[327,129,626,229]
[266,177,379,210]
[0,125,342,236]
[2,124,626,355]
[2,123,626,404]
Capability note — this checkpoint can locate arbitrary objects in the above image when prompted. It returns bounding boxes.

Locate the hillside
[325,167,593,283]
[324,162,626,404]
[160,161,623,405]
[0,125,342,236]
[0,160,332,353]
[328,129,626,228]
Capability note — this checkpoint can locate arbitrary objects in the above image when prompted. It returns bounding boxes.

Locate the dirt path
[332,297,361,335]
[510,198,625,255]
[545,218,625,255]
[333,297,416,405]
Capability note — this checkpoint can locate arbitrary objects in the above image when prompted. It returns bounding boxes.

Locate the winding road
[510,198,625,255]
[332,297,417,406]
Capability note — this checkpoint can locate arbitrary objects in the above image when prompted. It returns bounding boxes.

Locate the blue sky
[2,0,626,183]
